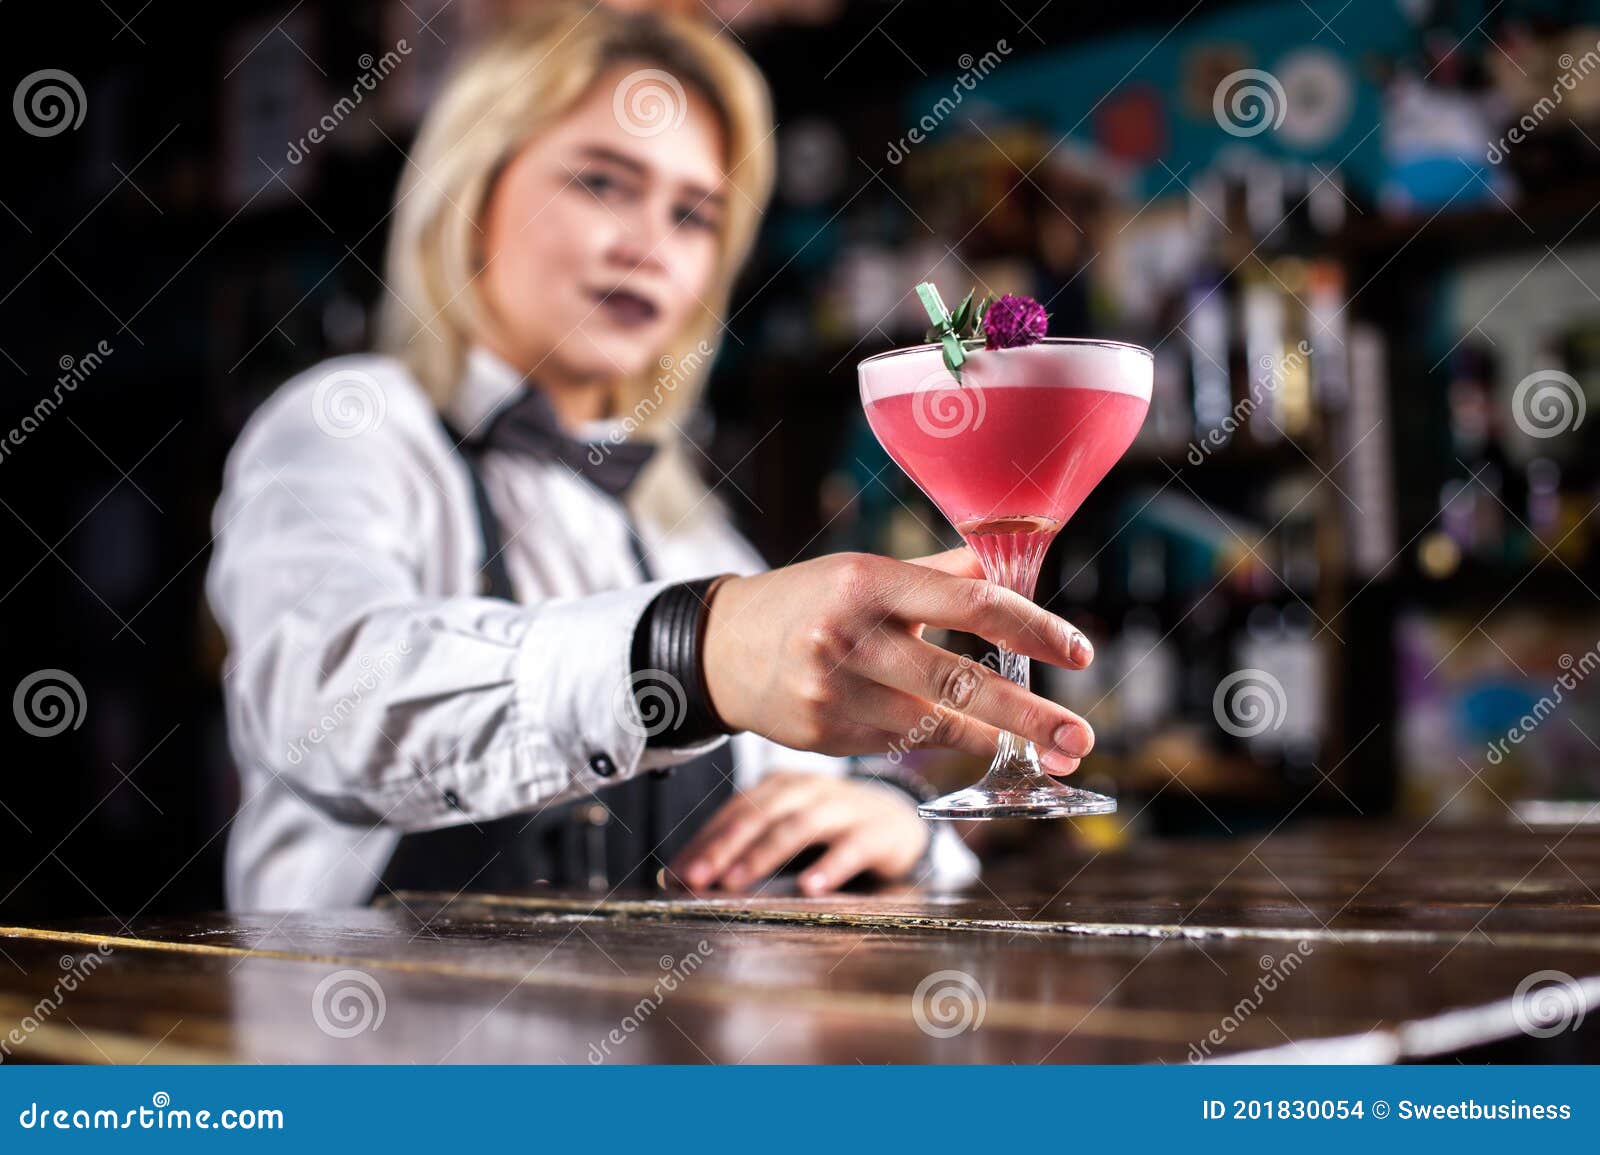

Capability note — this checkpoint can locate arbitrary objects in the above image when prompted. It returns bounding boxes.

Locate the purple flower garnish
[982,294,1048,350]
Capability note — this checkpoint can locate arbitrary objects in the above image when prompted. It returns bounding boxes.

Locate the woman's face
[477,63,728,392]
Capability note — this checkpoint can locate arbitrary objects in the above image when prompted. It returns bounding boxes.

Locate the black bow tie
[470,386,658,499]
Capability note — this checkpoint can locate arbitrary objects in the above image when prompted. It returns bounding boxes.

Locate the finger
[906,546,983,580]
[797,834,874,896]
[722,806,854,891]
[1042,754,1080,777]
[670,792,756,880]
[674,771,813,867]
[862,635,1094,761]
[839,678,1003,763]
[673,777,825,890]
[887,568,1093,669]
[670,795,768,889]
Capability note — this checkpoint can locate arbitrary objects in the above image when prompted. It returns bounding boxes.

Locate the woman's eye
[675,204,717,232]
[575,171,626,199]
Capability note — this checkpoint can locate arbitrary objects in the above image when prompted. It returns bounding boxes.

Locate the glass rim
[857,336,1155,370]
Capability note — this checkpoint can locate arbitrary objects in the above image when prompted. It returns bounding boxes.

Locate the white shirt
[206,348,978,910]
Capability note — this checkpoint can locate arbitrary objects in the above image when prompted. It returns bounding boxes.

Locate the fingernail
[1053,723,1092,758]
[1070,631,1093,666]
[800,871,825,894]
[1041,750,1079,775]
[685,863,708,888]
[723,867,747,889]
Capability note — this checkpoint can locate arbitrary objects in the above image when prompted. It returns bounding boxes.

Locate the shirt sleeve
[205,372,718,834]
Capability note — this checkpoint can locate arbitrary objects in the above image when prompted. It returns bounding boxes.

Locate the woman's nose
[604,200,674,272]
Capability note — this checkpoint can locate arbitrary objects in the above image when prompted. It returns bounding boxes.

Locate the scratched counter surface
[2,820,1598,1064]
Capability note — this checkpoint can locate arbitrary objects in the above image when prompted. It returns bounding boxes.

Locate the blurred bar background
[5,0,1600,919]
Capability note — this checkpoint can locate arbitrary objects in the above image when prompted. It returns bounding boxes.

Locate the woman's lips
[590,286,661,328]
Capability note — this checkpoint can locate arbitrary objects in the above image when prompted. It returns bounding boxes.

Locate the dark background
[5,0,1600,922]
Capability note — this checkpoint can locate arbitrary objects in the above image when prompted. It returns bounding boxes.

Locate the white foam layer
[858,340,1153,403]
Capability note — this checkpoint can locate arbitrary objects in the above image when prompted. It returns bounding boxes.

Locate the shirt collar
[448,346,632,444]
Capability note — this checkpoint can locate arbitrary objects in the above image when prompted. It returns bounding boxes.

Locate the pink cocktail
[859,338,1152,818]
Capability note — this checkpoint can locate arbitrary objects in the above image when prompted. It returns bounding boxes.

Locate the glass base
[918,780,1117,821]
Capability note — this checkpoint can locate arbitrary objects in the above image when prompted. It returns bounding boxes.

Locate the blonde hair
[378,2,774,527]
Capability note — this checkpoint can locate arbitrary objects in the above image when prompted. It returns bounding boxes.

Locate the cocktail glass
[858,338,1153,819]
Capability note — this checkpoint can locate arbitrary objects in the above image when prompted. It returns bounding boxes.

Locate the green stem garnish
[915,281,993,383]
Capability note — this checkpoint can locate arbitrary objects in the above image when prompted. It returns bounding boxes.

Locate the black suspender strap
[373,419,734,903]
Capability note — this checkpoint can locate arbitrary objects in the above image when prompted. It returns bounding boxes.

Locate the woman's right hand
[701,548,1095,775]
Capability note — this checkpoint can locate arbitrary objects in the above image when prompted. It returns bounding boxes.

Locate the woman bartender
[206,2,1098,911]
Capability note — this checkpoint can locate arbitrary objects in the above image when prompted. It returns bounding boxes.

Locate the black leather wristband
[630,576,734,748]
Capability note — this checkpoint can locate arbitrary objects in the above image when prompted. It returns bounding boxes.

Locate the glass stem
[993,643,1033,770]
[964,527,1057,784]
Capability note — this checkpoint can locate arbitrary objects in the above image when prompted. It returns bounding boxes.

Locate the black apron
[375,432,735,898]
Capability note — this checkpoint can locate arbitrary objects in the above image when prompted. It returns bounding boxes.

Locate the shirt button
[588,753,617,778]
[443,789,462,810]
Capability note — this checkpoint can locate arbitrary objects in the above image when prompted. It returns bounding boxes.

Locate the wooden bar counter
[3,820,1598,1064]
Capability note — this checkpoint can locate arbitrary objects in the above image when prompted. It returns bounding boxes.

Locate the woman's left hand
[668,771,930,897]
